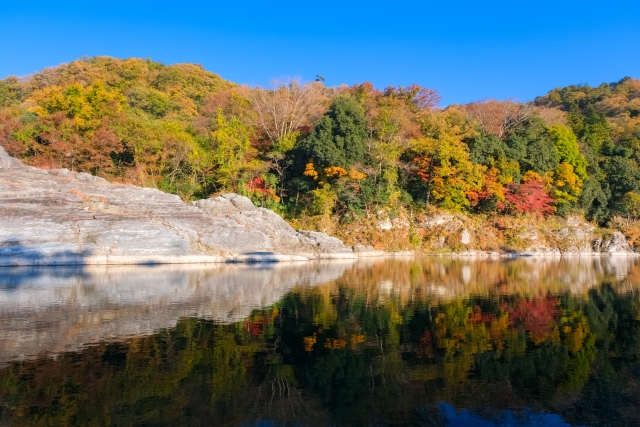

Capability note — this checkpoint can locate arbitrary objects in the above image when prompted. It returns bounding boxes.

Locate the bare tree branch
[248,80,328,146]
[463,99,533,140]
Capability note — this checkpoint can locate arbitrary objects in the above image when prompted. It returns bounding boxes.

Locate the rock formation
[420,212,637,256]
[0,145,355,266]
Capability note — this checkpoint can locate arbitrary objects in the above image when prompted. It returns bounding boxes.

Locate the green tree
[582,107,612,153]
[465,131,506,167]
[505,117,559,175]
[298,96,367,170]
[549,125,588,180]
[600,142,640,214]
[580,177,610,224]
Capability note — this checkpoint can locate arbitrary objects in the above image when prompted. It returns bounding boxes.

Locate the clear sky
[1,1,639,105]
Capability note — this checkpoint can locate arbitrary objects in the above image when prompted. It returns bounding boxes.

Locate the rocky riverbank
[0,145,357,266]
[414,212,638,257]
[0,145,636,266]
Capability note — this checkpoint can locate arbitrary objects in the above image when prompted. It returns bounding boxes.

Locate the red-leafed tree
[502,179,555,217]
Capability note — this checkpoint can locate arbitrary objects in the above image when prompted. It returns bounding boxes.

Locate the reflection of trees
[2,259,640,425]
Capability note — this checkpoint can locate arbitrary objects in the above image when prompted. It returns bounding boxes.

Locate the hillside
[1,57,639,252]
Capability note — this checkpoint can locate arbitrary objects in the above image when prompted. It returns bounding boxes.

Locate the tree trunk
[425,161,434,206]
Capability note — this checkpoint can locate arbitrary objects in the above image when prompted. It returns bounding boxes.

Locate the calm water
[1,257,640,426]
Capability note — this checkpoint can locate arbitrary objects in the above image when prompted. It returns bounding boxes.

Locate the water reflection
[0,261,355,365]
[0,257,639,426]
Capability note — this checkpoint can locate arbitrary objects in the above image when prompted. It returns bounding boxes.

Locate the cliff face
[0,145,355,266]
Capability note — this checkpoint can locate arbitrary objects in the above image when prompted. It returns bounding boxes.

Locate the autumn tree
[548,125,588,180]
[502,178,555,217]
[463,99,532,140]
[350,82,429,208]
[622,192,640,223]
[207,109,256,192]
[413,107,483,210]
[249,80,327,152]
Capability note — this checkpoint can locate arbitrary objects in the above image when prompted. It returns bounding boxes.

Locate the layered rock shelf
[0,145,356,266]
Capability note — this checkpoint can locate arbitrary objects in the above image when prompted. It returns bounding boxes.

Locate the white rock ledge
[0,145,358,266]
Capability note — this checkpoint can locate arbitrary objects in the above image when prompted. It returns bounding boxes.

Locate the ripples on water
[1,257,640,426]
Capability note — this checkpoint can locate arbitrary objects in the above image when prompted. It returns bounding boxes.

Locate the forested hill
[1,57,639,235]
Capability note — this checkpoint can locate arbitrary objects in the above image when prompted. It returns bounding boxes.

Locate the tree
[208,109,255,191]
[463,99,532,140]
[413,108,483,210]
[549,125,588,180]
[505,116,559,175]
[582,107,611,153]
[466,167,506,213]
[352,83,427,209]
[249,80,327,151]
[464,132,506,167]
[502,179,555,217]
[298,96,367,170]
[622,192,640,224]
[601,148,640,215]
[580,177,610,224]
[266,151,292,202]
[553,162,583,215]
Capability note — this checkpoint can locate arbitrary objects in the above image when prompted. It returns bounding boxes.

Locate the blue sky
[1,1,639,105]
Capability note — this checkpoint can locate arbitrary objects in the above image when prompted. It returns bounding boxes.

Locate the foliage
[413,107,483,210]
[505,116,559,174]
[297,96,367,170]
[208,109,255,191]
[502,179,555,217]
[622,192,640,221]
[548,124,588,180]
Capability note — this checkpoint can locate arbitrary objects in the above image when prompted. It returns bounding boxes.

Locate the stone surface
[0,146,355,266]
[0,145,22,169]
[352,243,386,257]
[422,213,455,228]
[603,231,635,254]
[460,229,471,245]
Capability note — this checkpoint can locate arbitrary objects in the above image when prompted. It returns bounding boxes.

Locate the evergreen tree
[465,131,506,166]
[298,96,367,170]
[582,107,612,153]
[505,117,559,174]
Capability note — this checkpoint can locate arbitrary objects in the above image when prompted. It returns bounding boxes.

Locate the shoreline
[0,248,637,268]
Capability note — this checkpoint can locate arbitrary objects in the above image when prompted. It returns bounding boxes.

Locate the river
[1,257,639,426]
